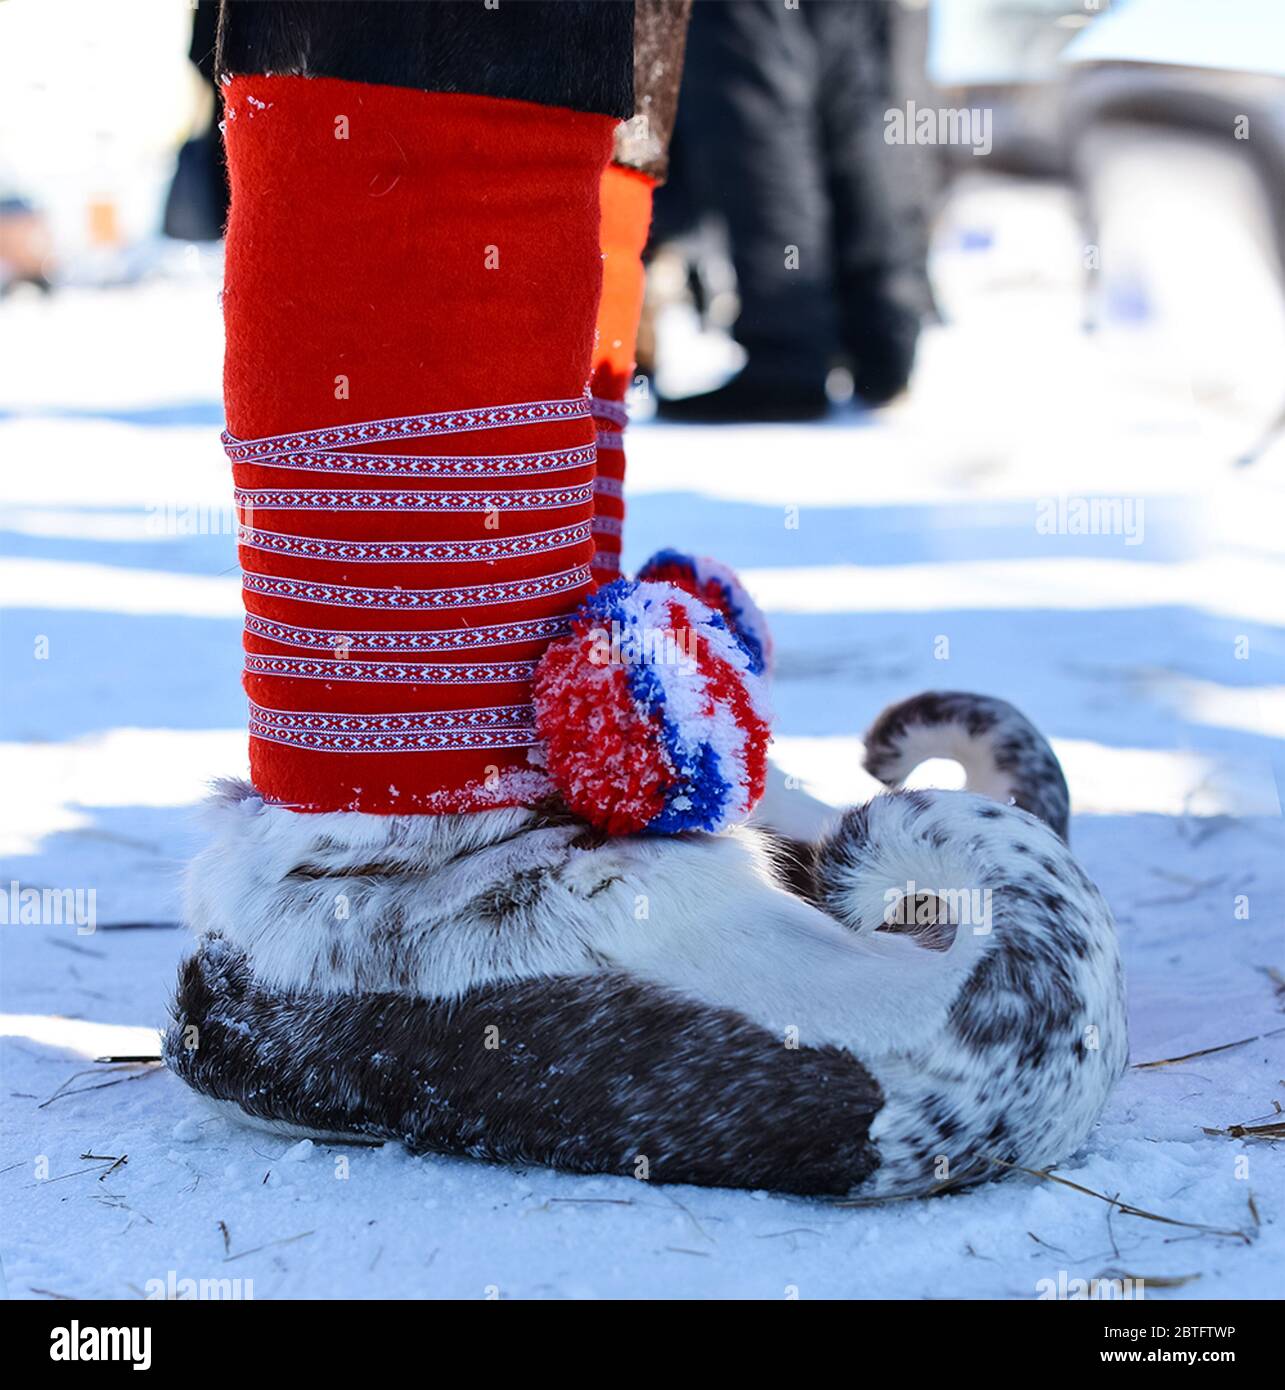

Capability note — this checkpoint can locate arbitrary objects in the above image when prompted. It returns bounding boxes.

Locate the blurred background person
[654,0,934,421]
[0,182,53,295]
[161,0,227,244]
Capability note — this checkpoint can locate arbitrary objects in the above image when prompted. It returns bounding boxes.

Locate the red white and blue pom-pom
[532,578,771,835]
[635,549,773,676]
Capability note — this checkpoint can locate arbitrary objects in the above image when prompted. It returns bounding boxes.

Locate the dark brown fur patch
[165,938,884,1196]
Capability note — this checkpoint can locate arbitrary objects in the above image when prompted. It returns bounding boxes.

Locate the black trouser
[218,0,635,119]
[220,1,692,178]
[173,2,691,240]
[670,0,925,390]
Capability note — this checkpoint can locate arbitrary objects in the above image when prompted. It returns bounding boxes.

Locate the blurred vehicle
[1063,0,1285,432]
[932,0,1285,432]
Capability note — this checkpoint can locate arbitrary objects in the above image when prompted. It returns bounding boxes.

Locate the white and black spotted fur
[166,693,1127,1197]
[862,691,1071,841]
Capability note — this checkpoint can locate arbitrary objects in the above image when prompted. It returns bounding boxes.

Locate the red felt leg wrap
[222,76,615,813]
[589,165,656,588]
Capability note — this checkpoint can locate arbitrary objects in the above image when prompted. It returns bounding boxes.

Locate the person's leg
[167,2,1127,1198]
[162,1,228,241]
[658,0,835,422]
[812,0,927,407]
[589,165,655,584]
[589,0,691,585]
[217,0,628,814]
[175,1,877,1183]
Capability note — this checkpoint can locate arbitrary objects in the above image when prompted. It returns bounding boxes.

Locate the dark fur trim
[616,0,692,180]
[166,938,884,1196]
[760,832,819,902]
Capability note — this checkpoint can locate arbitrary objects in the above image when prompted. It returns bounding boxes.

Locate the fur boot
[166,692,1127,1197]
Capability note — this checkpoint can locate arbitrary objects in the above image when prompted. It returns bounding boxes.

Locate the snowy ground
[2,183,1283,1300]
